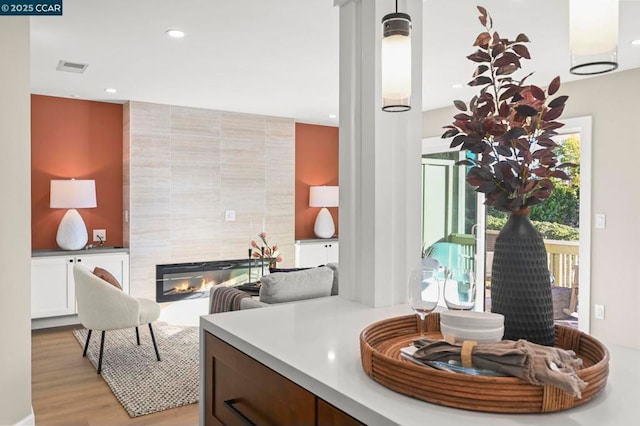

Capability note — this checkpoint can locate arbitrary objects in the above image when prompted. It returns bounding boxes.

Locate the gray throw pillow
[259,266,334,304]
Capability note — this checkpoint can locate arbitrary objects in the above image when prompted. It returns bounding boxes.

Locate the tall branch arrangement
[442,6,574,212]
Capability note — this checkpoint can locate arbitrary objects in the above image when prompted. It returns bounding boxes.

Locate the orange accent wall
[295,123,339,240]
[31,95,123,250]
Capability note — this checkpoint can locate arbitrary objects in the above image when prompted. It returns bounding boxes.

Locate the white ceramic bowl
[440,310,504,329]
[440,323,504,343]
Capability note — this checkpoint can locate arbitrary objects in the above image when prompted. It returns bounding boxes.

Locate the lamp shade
[570,0,618,75]
[50,179,97,208]
[309,186,339,208]
[381,12,412,112]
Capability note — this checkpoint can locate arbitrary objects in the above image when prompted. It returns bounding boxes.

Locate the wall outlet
[93,229,106,243]
[594,304,605,320]
[225,210,236,221]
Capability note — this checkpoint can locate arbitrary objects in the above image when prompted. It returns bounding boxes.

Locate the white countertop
[200,297,638,426]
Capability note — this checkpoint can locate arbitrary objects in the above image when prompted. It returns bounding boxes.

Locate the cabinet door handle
[69,259,74,263]
[223,399,256,426]
[77,258,82,262]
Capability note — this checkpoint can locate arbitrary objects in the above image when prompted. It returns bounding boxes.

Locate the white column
[0,16,33,425]
[336,0,423,307]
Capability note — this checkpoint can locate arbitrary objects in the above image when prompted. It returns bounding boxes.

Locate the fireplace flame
[169,278,216,295]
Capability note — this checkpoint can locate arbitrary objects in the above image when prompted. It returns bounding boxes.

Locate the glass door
[421,146,486,311]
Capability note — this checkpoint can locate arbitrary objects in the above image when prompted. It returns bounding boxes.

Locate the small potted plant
[442,6,574,345]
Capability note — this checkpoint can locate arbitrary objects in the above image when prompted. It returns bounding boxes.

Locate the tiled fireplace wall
[124,102,295,299]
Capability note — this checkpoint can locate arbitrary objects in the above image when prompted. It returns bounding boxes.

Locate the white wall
[0,17,33,425]
[423,67,640,349]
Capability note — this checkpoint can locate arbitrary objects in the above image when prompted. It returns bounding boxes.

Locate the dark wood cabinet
[204,332,364,426]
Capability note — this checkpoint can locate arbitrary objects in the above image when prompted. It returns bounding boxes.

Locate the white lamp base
[56,209,89,250]
[314,207,335,239]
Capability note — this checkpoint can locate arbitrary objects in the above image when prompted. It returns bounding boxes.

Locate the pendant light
[569,0,619,75]
[381,0,412,112]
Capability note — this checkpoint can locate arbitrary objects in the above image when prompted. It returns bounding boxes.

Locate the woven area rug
[73,323,198,417]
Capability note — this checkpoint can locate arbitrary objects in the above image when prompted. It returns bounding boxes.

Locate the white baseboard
[14,406,34,425]
[31,314,80,330]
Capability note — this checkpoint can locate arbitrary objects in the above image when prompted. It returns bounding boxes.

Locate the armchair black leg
[83,329,92,357]
[135,326,140,345]
[148,323,161,361]
[97,330,106,375]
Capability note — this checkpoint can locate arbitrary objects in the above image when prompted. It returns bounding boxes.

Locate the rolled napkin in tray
[412,337,588,398]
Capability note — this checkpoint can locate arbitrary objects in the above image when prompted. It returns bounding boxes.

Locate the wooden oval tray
[359,313,609,413]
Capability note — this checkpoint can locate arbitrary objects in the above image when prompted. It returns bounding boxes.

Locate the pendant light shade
[570,0,619,75]
[381,5,412,112]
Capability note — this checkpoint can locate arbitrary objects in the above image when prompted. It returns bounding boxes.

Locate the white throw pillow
[259,266,334,304]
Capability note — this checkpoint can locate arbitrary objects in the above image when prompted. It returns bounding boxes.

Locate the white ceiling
[30,0,640,126]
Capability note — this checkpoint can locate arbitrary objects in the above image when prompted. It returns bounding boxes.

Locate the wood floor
[32,326,199,426]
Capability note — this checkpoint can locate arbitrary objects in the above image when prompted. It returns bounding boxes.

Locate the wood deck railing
[483,231,578,288]
[544,239,579,288]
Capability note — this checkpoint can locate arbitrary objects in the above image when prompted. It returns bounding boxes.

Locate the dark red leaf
[494,52,521,68]
[467,50,492,63]
[474,32,492,47]
[548,95,569,108]
[551,170,570,180]
[548,76,561,96]
[491,43,505,57]
[469,76,493,86]
[473,65,489,77]
[515,105,538,117]
[540,121,565,131]
[557,162,578,169]
[477,6,487,17]
[479,14,487,27]
[512,44,531,59]
[516,33,530,43]
[543,105,565,121]
[456,159,474,166]
[453,100,467,111]
[530,85,546,101]
[442,128,459,139]
[450,134,466,147]
[496,64,518,76]
[454,113,472,120]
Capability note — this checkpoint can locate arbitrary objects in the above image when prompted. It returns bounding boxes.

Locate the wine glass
[444,268,477,310]
[407,267,440,336]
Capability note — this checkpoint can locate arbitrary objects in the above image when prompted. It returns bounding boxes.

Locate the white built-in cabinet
[31,249,129,319]
[294,239,339,268]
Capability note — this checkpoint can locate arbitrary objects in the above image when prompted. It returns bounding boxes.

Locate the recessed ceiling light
[632,39,640,46]
[451,83,463,89]
[104,88,117,94]
[329,114,337,119]
[166,29,185,38]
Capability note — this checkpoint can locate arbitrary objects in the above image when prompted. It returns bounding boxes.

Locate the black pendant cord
[395,0,398,14]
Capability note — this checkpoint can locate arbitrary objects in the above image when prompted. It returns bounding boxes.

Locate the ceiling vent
[56,60,88,73]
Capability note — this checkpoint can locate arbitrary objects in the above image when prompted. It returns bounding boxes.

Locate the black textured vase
[491,209,555,346]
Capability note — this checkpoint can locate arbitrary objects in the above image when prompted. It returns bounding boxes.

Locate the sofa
[209,263,338,314]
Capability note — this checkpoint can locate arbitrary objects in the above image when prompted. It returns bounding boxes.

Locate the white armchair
[73,264,161,374]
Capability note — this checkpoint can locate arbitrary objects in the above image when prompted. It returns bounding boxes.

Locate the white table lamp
[309,186,339,239]
[50,179,97,250]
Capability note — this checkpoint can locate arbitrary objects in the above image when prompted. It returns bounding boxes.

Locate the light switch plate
[595,214,606,229]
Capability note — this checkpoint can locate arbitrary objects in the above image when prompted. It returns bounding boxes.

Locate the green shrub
[530,185,579,227]
[486,214,578,240]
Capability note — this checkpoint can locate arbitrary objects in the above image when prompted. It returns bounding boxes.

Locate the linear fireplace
[156,259,264,302]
